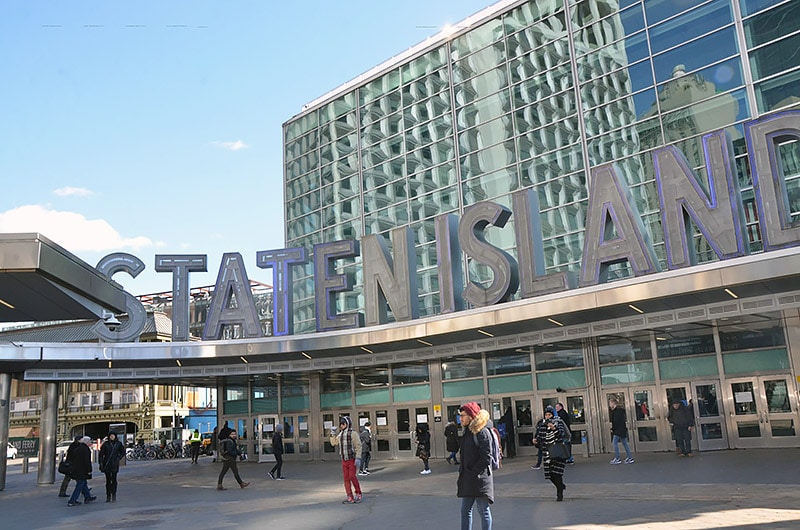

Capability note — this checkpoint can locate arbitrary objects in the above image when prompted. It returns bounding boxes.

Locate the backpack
[473,427,502,471]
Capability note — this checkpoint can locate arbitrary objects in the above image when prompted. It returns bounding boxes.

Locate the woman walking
[416,423,432,474]
[99,432,125,502]
[535,406,569,501]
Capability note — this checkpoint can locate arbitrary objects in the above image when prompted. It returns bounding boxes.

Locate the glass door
[605,387,661,452]
[727,376,799,448]
[692,381,728,450]
[514,398,535,455]
[256,414,278,463]
[281,414,310,458]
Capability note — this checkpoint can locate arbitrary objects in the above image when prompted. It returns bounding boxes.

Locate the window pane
[441,354,484,379]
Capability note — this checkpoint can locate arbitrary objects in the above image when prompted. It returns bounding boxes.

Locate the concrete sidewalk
[2,448,800,529]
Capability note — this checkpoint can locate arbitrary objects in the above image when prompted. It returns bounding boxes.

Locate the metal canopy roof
[0,233,128,323]
[3,245,800,386]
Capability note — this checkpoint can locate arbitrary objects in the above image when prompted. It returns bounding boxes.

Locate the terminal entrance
[664,381,728,452]
[726,375,799,448]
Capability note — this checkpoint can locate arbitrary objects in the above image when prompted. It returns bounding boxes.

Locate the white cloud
[0,205,154,252]
[53,186,94,197]
[212,140,250,151]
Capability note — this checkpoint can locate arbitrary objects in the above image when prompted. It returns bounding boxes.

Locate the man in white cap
[67,436,97,507]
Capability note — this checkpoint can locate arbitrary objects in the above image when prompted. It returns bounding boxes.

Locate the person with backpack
[217,431,250,491]
[416,423,432,475]
[456,401,494,530]
[358,421,373,476]
[98,431,125,502]
[329,416,363,504]
[535,406,569,501]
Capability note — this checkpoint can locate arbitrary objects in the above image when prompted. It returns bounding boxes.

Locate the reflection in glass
[695,384,720,417]
[534,341,584,370]
[633,389,654,420]
[566,396,585,423]
[765,380,791,413]
[441,354,483,379]
[737,420,762,438]
[701,423,724,440]
[770,419,796,437]
[515,399,533,427]
[638,426,658,442]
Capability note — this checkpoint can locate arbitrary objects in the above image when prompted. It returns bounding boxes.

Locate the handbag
[58,458,72,475]
[549,442,570,461]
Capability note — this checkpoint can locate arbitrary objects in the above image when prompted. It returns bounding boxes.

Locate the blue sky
[0,0,493,296]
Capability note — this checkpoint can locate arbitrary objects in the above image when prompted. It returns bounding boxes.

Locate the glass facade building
[270,0,800,458]
[284,0,800,333]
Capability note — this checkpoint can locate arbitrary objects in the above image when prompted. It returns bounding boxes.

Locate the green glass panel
[393,384,432,402]
[722,348,790,374]
[281,395,310,412]
[222,400,248,415]
[355,388,391,406]
[658,355,719,379]
[252,398,278,414]
[442,379,484,399]
[600,362,655,385]
[320,391,352,409]
[536,368,586,390]
[488,374,533,394]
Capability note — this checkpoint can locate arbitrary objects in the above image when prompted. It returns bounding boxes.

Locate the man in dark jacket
[667,400,695,457]
[67,436,97,507]
[609,398,634,464]
[457,401,494,530]
[218,420,233,441]
[268,424,285,480]
[99,432,126,502]
[58,435,83,497]
[217,431,249,490]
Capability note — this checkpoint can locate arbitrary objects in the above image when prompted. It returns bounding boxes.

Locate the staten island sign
[96,111,800,343]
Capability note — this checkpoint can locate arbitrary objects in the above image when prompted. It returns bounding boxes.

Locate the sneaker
[355,493,362,502]
[686,453,693,458]
[420,469,431,475]
[342,497,356,504]
[58,493,68,498]
[567,460,575,465]
[276,477,285,481]
[217,485,226,491]
[268,471,275,480]
[84,496,97,503]
[624,457,635,464]
[358,471,367,476]
[610,458,622,465]
[67,500,81,507]
[240,482,250,489]
[679,453,686,457]
[531,464,541,470]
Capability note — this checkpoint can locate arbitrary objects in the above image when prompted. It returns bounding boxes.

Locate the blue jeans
[461,496,492,530]
[68,479,91,503]
[612,435,632,459]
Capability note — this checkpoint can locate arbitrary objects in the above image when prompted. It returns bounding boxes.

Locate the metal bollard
[22,456,29,474]
[581,430,589,458]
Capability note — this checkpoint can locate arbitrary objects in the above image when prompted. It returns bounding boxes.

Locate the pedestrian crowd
[55,397,697,530]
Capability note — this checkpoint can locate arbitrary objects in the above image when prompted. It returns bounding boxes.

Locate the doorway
[604,387,662,452]
[280,414,310,458]
[664,381,729,451]
[726,375,799,448]
[256,414,278,463]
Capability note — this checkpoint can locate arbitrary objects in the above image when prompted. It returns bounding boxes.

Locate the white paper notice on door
[416,414,428,424]
[734,391,753,403]
[377,417,388,426]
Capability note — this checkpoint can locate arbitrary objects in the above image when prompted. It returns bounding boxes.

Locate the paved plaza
[2,448,799,529]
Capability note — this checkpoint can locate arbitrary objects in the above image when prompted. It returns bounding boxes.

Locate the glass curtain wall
[284,0,800,334]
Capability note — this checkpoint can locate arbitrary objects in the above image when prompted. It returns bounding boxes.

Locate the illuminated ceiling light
[477,329,494,337]
[0,298,15,309]
[628,304,644,314]
[360,346,373,354]
[724,288,739,299]
[417,339,433,346]
[239,356,248,364]
[547,318,564,327]
[301,352,312,360]
[176,359,182,367]
[107,361,112,369]
[656,336,667,341]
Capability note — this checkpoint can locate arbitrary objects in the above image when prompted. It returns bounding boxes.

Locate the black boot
[106,495,111,503]
[554,475,565,501]
[111,494,116,502]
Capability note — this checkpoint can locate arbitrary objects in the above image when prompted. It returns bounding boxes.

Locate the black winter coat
[99,439,125,473]
[70,443,93,480]
[610,407,628,437]
[456,413,494,503]
[445,423,460,452]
